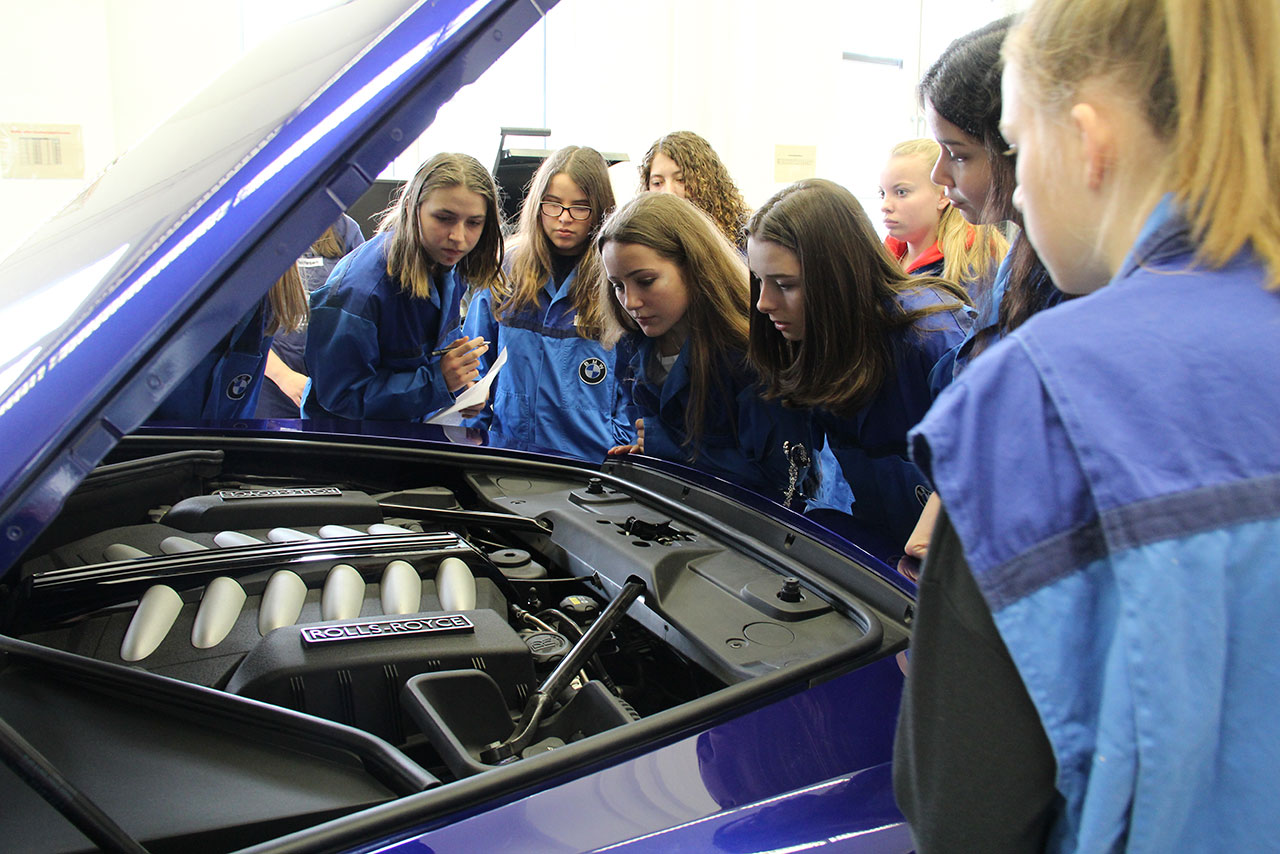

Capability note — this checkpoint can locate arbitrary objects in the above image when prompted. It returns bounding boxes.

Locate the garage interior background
[0,0,1019,264]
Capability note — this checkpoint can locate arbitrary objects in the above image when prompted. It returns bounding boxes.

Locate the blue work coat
[929,231,1065,388]
[814,286,971,543]
[463,271,633,461]
[303,231,464,421]
[623,337,813,508]
[912,197,1280,852]
[151,299,272,421]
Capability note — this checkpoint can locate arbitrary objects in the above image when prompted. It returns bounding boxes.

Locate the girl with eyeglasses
[462,145,633,459]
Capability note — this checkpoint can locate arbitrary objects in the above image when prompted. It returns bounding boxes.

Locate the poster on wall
[1,123,85,180]
[774,145,817,183]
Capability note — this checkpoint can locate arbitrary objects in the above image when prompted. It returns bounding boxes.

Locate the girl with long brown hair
[599,192,811,507]
[746,179,970,544]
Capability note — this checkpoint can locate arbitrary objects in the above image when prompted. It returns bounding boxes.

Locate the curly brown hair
[638,131,751,245]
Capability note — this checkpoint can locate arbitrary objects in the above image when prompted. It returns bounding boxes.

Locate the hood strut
[0,711,149,853]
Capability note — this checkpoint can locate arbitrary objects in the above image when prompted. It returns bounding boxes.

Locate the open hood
[0,0,553,576]
[0,6,918,851]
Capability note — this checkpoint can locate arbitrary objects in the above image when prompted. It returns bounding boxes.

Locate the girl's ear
[1070,102,1114,191]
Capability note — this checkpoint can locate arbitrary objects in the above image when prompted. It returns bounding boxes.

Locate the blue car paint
[0,0,557,574]
[588,767,912,853]
[363,656,907,853]
[0,2,919,850]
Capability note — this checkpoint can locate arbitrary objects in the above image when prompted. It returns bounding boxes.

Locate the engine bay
[0,433,897,852]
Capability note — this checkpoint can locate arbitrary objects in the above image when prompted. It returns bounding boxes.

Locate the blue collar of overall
[1113,194,1191,282]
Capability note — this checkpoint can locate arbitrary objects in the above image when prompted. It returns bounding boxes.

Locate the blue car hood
[0,0,552,575]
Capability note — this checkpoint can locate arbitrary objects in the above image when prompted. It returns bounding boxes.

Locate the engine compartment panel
[0,436,900,852]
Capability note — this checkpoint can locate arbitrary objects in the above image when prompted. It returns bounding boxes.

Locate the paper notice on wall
[774,145,817,183]
[1,123,85,179]
[426,346,508,425]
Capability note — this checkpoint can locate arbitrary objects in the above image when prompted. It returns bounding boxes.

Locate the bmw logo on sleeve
[579,357,607,385]
[227,373,254,400]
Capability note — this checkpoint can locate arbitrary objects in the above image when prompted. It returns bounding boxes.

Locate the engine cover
[226,609,536,742]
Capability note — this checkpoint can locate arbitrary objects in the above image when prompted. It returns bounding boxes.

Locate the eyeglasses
[539,201,593,221]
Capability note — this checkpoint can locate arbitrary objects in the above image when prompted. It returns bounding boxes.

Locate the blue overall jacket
[463,270,633,460]
[302,231,464,421]
[622,337,813,508]
[151,299,272,421]
[812,285,971,543]
[929,231,1066,388]
[910,197,1280,852]
[257,213,365,418]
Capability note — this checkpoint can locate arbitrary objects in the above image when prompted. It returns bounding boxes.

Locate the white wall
[103,0,245,154]
[0,0,245,262]
[0,1,114,259]
[0,0,1020,262]
[409,0,1017,217]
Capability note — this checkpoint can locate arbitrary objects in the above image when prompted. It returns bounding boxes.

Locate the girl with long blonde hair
[303,152,503,421]
[879,138,1007,285]
[896,2,1280,850]
[462,145,628,459]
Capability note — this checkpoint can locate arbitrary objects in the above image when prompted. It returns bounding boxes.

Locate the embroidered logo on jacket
[579,357,607,385]
[227,373,253,400]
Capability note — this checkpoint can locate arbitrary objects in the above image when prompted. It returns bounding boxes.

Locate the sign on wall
[774,145,818,183]
[1,123,85,180]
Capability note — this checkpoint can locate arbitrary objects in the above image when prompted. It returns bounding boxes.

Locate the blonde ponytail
[1007,0,1280,287]
[937,205,1008,288]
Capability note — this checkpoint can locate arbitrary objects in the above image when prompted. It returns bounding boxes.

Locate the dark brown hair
[920,17,1067,351]
[746,179,968,413]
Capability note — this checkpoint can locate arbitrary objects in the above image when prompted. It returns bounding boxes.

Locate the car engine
[0,435,894,852]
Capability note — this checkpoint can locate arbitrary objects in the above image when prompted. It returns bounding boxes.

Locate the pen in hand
[431,337,487,357]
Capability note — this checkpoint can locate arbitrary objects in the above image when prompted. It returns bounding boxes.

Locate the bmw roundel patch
[579,357,607,385]
[227,373,254,400]
[915,484,932,507]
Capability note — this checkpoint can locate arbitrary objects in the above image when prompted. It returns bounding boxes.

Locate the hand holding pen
[437,335,489,394]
